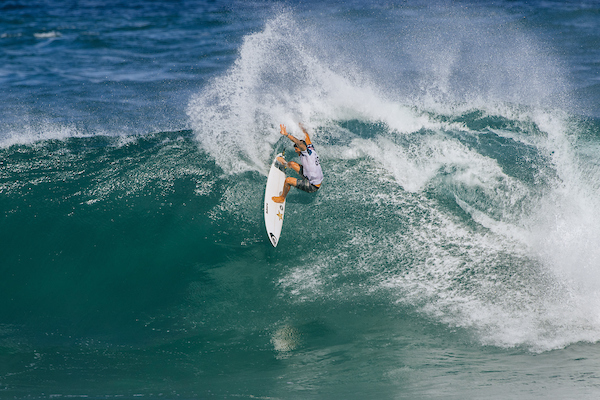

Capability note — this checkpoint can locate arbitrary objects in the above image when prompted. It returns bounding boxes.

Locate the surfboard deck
[264,153,287,247]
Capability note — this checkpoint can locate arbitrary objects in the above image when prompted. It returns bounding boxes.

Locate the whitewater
[187,7,600,350]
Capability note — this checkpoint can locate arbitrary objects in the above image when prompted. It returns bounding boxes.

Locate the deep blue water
[3,0,600,398]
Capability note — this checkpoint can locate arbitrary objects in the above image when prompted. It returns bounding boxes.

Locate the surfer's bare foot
[272,196,285,203]
[276,157,287,167]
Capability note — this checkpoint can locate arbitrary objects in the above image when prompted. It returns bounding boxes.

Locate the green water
[2,110,600,397]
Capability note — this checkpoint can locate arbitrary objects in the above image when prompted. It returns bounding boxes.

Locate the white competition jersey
[299,144,324,186]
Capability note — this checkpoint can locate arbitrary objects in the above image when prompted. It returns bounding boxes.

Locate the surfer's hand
[280,124,288,136]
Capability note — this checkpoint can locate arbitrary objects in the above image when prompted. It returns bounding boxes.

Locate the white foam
[271,324,302,354]
[275,110,600,352]
[186,12,452,177]
[1,33,22,39]
[34,31,61,39]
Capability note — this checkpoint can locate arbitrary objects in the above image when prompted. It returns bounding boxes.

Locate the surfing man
[272,123,323,203]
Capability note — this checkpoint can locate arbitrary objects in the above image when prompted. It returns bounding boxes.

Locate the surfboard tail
[269,232,278,247]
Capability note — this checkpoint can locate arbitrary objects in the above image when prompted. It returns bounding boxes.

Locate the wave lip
[0,122,92,149]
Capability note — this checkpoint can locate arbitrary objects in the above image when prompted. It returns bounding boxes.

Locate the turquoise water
[3,1,600,398]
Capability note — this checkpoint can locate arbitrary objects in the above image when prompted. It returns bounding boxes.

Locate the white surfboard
[264,153,287,247]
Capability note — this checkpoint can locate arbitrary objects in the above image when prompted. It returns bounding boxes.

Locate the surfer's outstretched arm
[298,122,312,145]
[280,124,307,151]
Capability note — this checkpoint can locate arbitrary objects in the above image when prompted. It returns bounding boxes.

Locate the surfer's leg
[287,161,301,174]
[272,177,297,203]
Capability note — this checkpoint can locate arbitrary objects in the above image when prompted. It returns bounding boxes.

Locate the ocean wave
[184,8,600,351]
[3,2,599,357]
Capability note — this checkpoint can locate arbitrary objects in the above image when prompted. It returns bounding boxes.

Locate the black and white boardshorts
[296,166,321,193]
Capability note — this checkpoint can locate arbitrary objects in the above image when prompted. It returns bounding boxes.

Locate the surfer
[272,123,323,203]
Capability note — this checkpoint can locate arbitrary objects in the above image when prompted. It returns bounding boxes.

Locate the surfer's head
[294,141,307,153]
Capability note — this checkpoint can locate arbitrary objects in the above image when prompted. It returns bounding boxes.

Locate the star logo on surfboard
[276,210,283,221]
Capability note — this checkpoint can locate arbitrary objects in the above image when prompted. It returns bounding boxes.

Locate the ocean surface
[2,0,600,398]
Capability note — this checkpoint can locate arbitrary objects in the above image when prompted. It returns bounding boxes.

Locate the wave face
[187,8,600,352]
[3,1,600,398]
